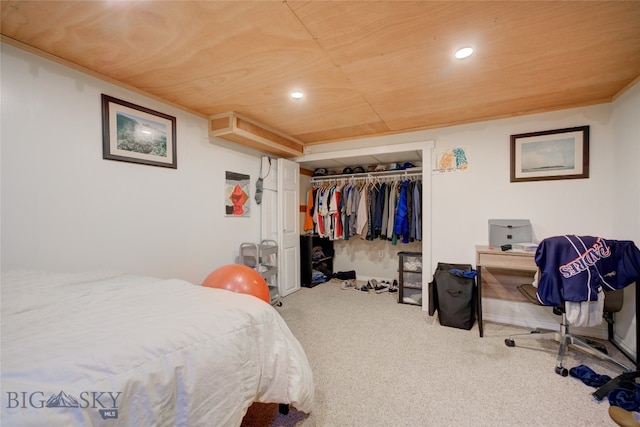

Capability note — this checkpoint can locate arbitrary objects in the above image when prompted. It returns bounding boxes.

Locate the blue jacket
[535,235,640,306]
[394,181,410,244]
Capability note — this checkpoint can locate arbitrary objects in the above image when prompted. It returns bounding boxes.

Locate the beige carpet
[268,279,633,427]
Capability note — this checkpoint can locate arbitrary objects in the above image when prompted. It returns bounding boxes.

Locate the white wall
[610,82,640,354]
[1,43,263,285]
[430,105,617,263]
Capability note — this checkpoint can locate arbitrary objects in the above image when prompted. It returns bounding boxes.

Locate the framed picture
[102,94,177,168]
[225,171,251,217]
[510,126,589,182]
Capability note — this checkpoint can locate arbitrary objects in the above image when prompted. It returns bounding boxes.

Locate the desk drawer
[477,252,536,271]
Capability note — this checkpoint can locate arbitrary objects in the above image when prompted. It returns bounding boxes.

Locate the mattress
[1,270,314,426]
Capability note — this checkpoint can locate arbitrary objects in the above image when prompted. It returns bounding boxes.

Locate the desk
[475,245,537,337]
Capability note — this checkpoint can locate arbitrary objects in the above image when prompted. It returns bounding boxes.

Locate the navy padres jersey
[535,235,640,306]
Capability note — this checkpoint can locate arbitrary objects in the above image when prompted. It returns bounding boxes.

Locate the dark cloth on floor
[569,364,612,387]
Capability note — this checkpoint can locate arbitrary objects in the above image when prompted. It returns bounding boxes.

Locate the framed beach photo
[102,94,177,168]
[510,126,589,182]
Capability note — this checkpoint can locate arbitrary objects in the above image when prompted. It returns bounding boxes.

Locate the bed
[1,270,314,426]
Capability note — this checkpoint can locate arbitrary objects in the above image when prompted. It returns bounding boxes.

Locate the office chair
[504,283,632,377]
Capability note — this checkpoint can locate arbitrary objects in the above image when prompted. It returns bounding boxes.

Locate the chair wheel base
[555,366,568,376]
[505,339,515,347]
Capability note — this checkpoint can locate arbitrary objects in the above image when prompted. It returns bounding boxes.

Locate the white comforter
[1,271,314,427]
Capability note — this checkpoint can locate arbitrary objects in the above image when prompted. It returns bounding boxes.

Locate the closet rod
[310,167,422,184]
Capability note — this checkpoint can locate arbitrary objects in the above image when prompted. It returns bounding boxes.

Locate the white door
[277,158,300,296]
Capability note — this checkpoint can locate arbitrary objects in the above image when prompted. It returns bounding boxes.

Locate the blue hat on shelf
[401,162,416,170]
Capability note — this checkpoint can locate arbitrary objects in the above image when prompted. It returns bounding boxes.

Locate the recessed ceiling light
[454,47,474,59]
[290,91,304,99]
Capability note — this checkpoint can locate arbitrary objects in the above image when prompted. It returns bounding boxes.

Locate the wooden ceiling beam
[209,112,304,158]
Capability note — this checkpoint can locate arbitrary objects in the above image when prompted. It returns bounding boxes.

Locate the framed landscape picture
[102,94,177,168]
[510,126,589,182]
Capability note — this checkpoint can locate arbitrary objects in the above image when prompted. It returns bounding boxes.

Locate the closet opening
[294,140,434,310]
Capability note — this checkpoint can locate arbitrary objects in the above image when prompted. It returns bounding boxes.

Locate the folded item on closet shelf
[403,260,422,271]
[404,281,421,288]
[311,269,327,284]
[311,246,326,261]
[403,295,422,304]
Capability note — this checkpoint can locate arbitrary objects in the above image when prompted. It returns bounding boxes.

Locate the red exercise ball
[202,264,270,304]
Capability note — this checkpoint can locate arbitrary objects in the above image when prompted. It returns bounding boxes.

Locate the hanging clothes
[412,179,422,241]
[307,170,422,245]
[387,180,398,244]
[380,182,390,240]
[394,180,411,244]
[349,182,362,239]
[303,185,315,232]
[356,182,369,238]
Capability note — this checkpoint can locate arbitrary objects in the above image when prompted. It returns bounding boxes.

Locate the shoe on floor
[375,284,389,293]
[609,406,640,427]
[388,279,399,293]
[354,283,369,293]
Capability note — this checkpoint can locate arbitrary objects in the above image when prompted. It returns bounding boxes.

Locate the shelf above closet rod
[310,167,422,184]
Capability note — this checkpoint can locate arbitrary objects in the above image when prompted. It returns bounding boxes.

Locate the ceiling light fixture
[290,91,304,99]
[454,47,474,59]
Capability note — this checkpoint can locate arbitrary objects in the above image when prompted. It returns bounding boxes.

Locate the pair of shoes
[609,406,640,427]
[388,279,399,294]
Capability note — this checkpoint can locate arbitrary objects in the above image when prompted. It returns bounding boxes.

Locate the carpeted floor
[264,279,633,427]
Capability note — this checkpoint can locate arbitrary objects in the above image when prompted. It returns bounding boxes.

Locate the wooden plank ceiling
[2,1,640,152]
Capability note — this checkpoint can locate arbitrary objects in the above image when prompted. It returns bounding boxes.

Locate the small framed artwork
[225,171,251,217]
[102,94,177,168]
[510,126,589,182]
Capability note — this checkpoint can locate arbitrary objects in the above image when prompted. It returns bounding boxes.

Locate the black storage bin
[429,262,476,330]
